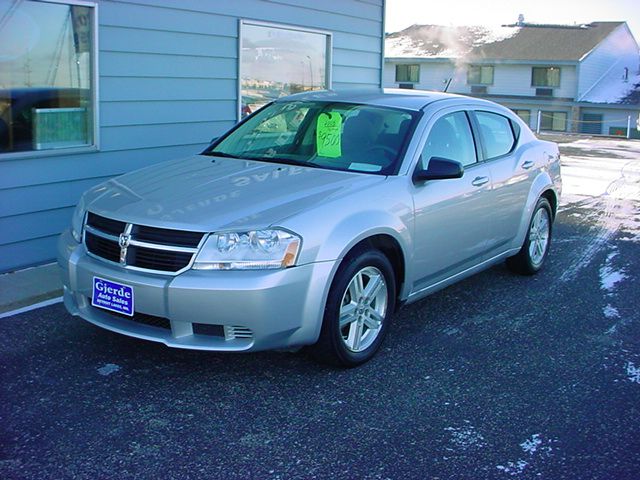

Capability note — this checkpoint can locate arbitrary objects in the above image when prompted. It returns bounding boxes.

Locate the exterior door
[580,113,603,135]
[411,110,493,291]
[472,110,533,256]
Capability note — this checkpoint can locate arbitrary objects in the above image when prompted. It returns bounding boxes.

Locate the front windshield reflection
[207,101,417,175]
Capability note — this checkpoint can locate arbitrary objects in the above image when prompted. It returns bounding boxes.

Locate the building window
[541,111,567,132]
[240,21,330,119]
[467,65,494,85]
[395,64,420,83]
[0,0,96,156]
[532,67,561,88]
[513,109,531,126]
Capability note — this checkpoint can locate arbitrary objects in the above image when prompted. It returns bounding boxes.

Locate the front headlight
[192,229,301,270]
[70,196,87,243]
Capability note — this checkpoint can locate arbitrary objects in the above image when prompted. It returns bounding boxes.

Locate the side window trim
[468,110,518,162]
[416,110,479,172]
[465,110,483,164]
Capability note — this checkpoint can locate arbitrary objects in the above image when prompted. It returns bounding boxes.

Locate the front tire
[507,197,553,275]
[311,249,396,367]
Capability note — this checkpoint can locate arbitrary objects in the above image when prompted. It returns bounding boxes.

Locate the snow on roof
[385,24,520,59]
[385,22,624,61]
[581,63,640,105]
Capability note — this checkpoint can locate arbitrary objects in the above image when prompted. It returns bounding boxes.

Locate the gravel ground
[1,137,639,480]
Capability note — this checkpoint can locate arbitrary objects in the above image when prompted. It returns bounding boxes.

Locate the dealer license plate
[91,276,134,316]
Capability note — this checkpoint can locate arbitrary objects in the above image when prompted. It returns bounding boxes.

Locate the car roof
[275,88,496,111]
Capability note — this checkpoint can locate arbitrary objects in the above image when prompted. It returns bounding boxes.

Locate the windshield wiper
[203,151,242,159]
[204,151,319,169]
[255,156,319,168]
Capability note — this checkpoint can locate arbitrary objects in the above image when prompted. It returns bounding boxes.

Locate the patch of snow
[520,434,542,455]
[386,24,520,59]
[445,422,486,449]
[581,66,640,104]
[496,460,529,476]
[469,25,521,46]
[603,305,620,319]
[385,36,425,58]
[599,264,627,293]
[626,362,640,384]
[443,326,460,335]
[498,435,556,476]
[98,363,121,376]
[559,142,640,281]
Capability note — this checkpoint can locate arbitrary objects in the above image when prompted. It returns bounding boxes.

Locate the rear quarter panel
[511,138,561,249]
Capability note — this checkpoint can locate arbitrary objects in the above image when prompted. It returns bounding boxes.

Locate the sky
[385,0,640,41]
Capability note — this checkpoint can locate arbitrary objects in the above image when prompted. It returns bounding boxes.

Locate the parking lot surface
[1,136,639,479]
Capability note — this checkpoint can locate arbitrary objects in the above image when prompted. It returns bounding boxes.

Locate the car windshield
[205,101,418,175]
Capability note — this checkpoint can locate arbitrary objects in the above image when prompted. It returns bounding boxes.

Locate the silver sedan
[58,89,561,366]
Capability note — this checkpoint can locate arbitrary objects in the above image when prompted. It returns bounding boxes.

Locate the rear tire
[310,249,396,367]
[507,197,553,275]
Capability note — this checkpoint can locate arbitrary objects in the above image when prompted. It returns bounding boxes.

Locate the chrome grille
[84,213,205,274]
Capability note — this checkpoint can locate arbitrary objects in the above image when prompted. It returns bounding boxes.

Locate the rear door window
[475,111,516,159]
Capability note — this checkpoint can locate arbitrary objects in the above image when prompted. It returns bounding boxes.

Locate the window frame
[467,65,494,85]
[238,19,333,122]
[468,110,519,162]
[531,66,561,88]
[0,0,99,161]
[206,100,421,176]
[417,110,479,170]
[395,64,420,83]
[512,109,531,127]
[540,110,568,132]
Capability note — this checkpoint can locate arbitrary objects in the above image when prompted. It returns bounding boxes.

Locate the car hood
[84,155,385,231]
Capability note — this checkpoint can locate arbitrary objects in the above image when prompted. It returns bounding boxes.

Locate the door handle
[471,176,489,187]
[521,160,535,170]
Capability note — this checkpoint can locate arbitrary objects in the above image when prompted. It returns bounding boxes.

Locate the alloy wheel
[339,266,388,352]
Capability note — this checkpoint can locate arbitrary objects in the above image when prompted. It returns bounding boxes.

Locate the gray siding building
[0,0,385,273]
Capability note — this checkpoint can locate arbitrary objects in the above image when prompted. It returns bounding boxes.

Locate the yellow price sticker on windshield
[317,112,342,158]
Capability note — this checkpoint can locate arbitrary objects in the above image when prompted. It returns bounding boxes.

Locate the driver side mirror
[412,156,464,183]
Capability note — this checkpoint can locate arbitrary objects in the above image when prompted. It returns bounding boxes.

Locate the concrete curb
[0,263,63,316]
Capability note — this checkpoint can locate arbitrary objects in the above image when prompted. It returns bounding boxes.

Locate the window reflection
[241,22,328,118]
[0,1,94,154]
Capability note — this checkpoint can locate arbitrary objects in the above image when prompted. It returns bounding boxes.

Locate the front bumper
[57,229,336,351]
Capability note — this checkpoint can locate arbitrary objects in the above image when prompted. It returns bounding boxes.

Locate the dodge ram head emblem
[118,232,131,264]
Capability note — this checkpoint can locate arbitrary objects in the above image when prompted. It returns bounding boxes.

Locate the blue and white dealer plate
[91,276,134,316]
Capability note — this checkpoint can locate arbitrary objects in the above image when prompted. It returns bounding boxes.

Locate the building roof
[386,22,625,62]
[580,67,640,105]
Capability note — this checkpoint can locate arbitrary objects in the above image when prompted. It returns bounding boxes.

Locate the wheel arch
[514,173,558,247]
[541,188,558,219]
[342,234,406,308]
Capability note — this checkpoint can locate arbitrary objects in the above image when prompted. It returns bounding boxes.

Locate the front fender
[313,210,413,301]
[317,210,411,263]
[281,177,415,301]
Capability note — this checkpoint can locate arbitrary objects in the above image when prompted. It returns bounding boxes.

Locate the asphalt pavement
[1,138,639,479]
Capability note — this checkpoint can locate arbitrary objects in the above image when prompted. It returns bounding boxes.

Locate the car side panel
[410,162,493,291]
[280,177,415,298]
[512,168,559,250]
[484,142,540,257]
